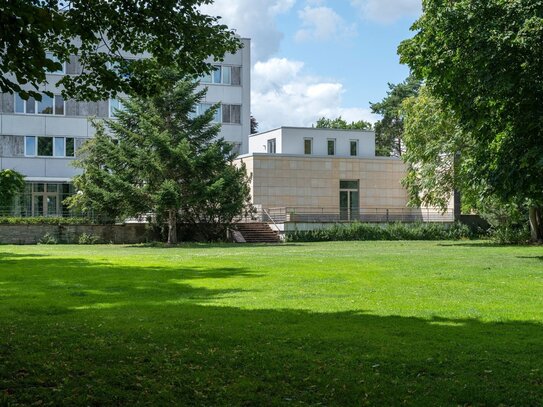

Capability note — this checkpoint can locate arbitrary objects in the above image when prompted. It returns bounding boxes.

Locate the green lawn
[1,242,542,406]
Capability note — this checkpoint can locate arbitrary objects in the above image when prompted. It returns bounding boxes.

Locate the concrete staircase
[233,222,280,243]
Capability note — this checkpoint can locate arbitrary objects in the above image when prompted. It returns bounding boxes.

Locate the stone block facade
[236,154,454,222]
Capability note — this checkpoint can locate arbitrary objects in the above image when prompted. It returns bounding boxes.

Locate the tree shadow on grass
[0,254,542,406]
[517,256,543,262]
[125,242,303,249]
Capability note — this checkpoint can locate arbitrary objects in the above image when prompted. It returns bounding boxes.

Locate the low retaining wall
[279,221,456,233]
[0,223,157,245]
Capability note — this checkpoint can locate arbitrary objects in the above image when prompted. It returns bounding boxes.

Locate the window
[109,99,125,117]
[267,138,276,154]
[327,139,336,156]
[222,104,241,124]
[38,94,53,114]
[213,66,222,84]
[15,93,64,115]
[339,180,360,221]
[38,137,53,156]
[15,94,25,113]
[231,67,241,86]
[26,97,36,114]
[24,136,75,157]
[46,52,65,74]
[66,138,75,157]
[200,71,212,84]
[54,95,65,115]
[223,66,231,85]
[304,138,312,155]
[196,103,222,123]
[108,59,133,79]
[18,182,74,218]
[350,140,358,156]
[54,137,65,157]
[200,65,239,85]
[25,136,36,156]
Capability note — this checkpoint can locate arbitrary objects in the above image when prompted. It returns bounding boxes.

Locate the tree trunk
[167,209,177,245]
[528,206,543,243]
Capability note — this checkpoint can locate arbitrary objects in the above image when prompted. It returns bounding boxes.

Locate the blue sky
[202,0,422,131]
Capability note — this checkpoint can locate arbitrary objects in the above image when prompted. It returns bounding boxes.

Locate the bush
[78,233,101,245]
[38,232,58,245]
[285,222,475,242]
[489,225,531,245]
[0,217,90,225]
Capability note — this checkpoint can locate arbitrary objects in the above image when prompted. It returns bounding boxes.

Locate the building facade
[0,38,251,217]
[237,127,454,227]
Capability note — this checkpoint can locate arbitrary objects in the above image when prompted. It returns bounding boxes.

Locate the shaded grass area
[1,242,543,406]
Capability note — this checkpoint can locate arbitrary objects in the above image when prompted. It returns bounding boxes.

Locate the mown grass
[1,241,542,406]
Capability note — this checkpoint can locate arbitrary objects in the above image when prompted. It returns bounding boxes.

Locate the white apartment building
[0,38,251,217]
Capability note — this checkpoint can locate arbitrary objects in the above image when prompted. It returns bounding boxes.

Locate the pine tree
[69,78,252,243]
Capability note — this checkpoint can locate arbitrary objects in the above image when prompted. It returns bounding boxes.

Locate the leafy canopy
[399,0,543,207]
[315,117,372,131]
[69,76,252,243]
[370,75,421,157]
[1,0,241,101]
[399,0,543,241]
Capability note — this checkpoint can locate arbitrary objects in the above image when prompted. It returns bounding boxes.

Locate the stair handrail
[262,207,280,233]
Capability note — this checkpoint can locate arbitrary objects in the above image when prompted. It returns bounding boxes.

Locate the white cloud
[252,58,377,131]
[295,5,356,42]
[200,0,295,62]
[350,0,421,24]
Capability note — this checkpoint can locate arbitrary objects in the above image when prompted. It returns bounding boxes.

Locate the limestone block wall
[237,154,412,209]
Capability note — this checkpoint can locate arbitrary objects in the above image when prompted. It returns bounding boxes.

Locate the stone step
[233,222,280,243]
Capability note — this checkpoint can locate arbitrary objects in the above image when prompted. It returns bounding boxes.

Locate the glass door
[339,180,359,221]
[31,183,61,217]
[46,195,59,217]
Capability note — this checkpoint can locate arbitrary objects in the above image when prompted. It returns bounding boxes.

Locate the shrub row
[0,216,91,225]
[285,222,478,242]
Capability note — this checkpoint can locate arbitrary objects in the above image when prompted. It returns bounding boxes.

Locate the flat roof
[235,153,400,161]
[249,126,375,138]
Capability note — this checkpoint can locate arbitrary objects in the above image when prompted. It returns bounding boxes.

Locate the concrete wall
[1,37,252,184]
[0,223,155,244]
[197,37,251,154]
[249,127,375,157]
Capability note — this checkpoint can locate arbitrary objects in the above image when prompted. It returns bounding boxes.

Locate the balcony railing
[259,206,454,224]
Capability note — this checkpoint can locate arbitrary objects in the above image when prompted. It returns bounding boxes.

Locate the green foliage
[285,222,474,242]
[0,169,25,215]
[370,75,421,157]
[0,217,89,225]
[0,1,241,101]
[476,198,531,244]
[401,86,467,211]
[315,116,372,130]
[69,76,253,243]
[250,115,259,134]
[399,0,543,240]
[38,233,58,245]
[78,233,101,245]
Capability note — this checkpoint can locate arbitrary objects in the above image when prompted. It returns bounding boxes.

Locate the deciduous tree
[315,117,372,131]
[1,1,240,101]
[399,0,543,241]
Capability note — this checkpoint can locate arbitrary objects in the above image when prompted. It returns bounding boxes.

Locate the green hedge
[285,222,478,242]
[0,217,91,225]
